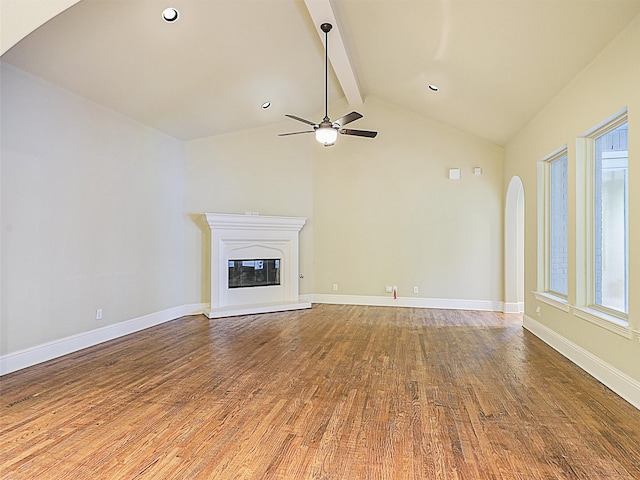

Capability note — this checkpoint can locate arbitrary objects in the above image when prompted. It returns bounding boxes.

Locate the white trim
[505,176,525,315]
[0,303,207,376]
[181,303,208,316]
[533,291,570,312]
[523,315,640,410]
[580,107,628,138]
[309,294,503,312]
[503,302,524,314]
[572,306,631,339]
[204,213,307,232]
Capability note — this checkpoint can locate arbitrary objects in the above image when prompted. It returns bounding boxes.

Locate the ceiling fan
[279,23,377,147]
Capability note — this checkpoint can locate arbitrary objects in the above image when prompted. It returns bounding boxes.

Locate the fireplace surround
[204,213,310,319]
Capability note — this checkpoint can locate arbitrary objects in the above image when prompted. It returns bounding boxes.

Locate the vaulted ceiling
[3,0,640,146]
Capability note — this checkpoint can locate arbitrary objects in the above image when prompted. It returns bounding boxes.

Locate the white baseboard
[307,294,503,312]
[503,301,525,314]
[0,303,207,375]
[524,315,640,410]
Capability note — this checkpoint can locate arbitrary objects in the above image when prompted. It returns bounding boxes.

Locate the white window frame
[575,109,629,335]
[535,147,570,311]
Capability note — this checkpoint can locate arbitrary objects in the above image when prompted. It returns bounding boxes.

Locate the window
[537,147,568,305]
[592,120,628,314]
[548,153,569,297]
[574,110,630,335]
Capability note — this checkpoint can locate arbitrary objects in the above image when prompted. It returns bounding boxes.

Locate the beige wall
[183,123,315,303]
[182,96,504,307]
[504,16,640,383]
[313,97,505,301]
[1,63,185,354]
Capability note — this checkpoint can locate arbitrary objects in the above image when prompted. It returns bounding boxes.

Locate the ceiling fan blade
[285,114,317,127]
[278,130,315,137]
[340,128,378,138]
[334,111,363,127]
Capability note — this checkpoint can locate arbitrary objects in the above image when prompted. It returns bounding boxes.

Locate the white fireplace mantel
[204,213,311,319]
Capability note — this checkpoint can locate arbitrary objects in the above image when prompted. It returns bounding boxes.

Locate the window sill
[533,291,632,340]
[533,291,570,312]
[572,306,631,339]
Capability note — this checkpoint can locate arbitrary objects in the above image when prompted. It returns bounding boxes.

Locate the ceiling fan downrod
[321,22,332,123]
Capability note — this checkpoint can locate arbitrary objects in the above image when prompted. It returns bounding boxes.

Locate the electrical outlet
[333,284,338,291]
[96,308,103,320]
[386,286,393,293]
[413,286,419,294]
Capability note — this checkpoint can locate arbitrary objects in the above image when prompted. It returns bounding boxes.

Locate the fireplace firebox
[228,259,281,288]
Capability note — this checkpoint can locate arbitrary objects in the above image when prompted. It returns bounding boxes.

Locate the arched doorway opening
[505,176,525,314]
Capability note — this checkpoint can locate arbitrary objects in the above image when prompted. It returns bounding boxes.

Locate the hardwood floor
[2,304,640,479]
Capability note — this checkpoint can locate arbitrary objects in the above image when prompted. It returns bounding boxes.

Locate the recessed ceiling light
[162,8,179,23]
[261,101,271,109]
[428,84,439,92]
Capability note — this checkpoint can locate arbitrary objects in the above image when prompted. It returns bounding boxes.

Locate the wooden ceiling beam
[303,0,363,106]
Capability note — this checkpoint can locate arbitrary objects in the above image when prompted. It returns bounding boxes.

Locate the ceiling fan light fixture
[316,126,338,145]
[162,8,179,23]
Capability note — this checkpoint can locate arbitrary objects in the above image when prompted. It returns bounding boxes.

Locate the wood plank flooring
[2,304,640,479]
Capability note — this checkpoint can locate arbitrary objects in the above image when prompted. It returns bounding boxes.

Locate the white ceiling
[3,0,640,146]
